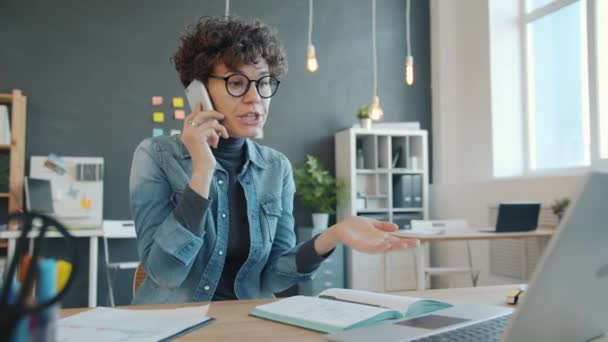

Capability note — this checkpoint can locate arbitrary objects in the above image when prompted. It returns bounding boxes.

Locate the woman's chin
[230,126,262,139]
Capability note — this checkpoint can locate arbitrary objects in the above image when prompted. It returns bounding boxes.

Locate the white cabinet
[335,127,429,291]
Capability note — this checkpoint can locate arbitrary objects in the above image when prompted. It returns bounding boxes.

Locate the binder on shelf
[412,174,423,208]
[393,175,413,208]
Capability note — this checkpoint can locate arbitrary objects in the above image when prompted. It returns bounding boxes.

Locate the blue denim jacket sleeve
[260,156,322,292]
[129,139,206,288]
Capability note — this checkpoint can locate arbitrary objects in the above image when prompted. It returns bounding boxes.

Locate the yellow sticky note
[81,196,92,209]
[172,97,184,108]
[56,260,73,291]
[153,112,165,123]
[152,96,163,106]
[174,109,186,120]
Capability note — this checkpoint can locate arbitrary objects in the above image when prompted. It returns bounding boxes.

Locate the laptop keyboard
[412,313,513,342]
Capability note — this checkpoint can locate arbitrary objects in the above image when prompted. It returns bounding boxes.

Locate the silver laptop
[327,172,608,342]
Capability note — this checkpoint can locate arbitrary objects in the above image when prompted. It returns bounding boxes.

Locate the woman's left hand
[314,216,419,255]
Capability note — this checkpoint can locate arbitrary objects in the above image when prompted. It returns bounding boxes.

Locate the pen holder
[0,212,79,342]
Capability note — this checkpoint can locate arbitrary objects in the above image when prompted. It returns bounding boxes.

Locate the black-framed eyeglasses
[209,74,280,98]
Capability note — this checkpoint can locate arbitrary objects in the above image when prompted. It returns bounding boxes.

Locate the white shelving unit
[335,127,429,292]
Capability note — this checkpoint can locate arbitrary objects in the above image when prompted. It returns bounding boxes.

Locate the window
[597,0,608,160]
[529,0,557,11]
[518,0,605,174]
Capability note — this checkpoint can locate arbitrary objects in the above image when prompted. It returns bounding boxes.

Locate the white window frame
[519,0,606,176]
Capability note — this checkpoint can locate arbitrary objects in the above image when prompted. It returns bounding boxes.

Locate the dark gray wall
[0,0,431,307]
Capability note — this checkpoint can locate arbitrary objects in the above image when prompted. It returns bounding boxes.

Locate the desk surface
[393,228,554,242]
[60,285,519,342]
[0,228,103,238]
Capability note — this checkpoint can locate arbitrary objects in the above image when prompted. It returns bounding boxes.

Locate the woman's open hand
[314,216,418,255]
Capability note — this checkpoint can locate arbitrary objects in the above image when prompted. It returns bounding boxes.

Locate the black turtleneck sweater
[173,137,328,301]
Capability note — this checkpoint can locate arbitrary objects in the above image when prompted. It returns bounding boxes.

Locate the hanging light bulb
[306,0,319,72]
[307,44,319,72]
[404,0,415,86]
[368,95,384,121]
[405,55,414,86]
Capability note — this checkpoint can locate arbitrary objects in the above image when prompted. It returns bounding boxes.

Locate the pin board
[29,155,103,229]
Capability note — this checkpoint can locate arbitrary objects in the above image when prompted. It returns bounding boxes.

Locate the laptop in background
[479,202,541,233]
[24,177,54,214]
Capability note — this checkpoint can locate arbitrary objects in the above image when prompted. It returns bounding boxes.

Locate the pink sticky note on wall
[152,96,163,106]
[174,109,186,120]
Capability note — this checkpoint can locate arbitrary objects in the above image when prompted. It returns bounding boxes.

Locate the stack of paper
[58,305,212,342]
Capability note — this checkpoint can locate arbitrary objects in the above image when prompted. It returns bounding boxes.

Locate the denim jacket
[129,135,318,304]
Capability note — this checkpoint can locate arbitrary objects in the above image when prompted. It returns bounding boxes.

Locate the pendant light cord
[308,0,314,46]
[405,0,412,56]
[406,0,411,56]
[372,0,378,97]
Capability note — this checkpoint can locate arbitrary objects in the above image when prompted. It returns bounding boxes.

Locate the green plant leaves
[356,106,369,119]
[293,155,345,215]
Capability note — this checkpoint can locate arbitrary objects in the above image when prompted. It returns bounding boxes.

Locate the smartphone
[185,79,214,112]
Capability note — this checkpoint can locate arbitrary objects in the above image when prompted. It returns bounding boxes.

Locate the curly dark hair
[172,16,288,87]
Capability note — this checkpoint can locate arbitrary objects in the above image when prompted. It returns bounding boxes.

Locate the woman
[129,16,417,304]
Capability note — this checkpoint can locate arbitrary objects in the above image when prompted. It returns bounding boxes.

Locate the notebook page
[319,288,421,314]
[58,305,210,342]
[254,295,391,329]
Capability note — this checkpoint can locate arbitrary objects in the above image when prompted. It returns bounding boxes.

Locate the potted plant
[293,155,345,230]
[357,106,372,129]
[551,197,570,223]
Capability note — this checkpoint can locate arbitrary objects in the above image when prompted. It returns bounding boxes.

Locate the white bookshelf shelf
[355,169,389,174]
[356,209,390,214]
[392,208,424,213]
[335,126,429,292]
[391,168,424,174]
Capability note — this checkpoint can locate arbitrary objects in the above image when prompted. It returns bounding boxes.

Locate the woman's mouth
[238,112,263,126]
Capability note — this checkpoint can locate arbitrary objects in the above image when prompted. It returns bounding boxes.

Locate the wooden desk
[60,285,518,342]
[0,228,102,307]
[393,228,555,290]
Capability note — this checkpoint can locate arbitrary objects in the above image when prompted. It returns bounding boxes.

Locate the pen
[36,258,58,342]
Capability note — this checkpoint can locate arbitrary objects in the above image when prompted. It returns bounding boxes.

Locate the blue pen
[9,279,29,342]
[36,258,58,342]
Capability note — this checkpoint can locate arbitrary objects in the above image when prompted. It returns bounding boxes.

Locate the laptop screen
[25,177,54,214]
[496,202,541,232]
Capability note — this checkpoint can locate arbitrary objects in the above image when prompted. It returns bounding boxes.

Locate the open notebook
[250,288,452,334]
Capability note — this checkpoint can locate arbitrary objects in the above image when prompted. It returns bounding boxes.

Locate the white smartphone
[185,79,214,112]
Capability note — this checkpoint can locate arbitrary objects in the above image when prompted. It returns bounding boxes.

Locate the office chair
[132,264,146,296]
[102,220,139,307]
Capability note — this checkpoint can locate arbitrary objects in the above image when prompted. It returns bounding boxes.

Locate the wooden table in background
[394,228,555,290]
[0,228,102,307]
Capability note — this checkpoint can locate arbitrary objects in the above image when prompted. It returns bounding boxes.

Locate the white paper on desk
[58,305,210,342]
[392,228,446,236]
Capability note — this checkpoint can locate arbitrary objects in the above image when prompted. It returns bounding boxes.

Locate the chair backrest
[102,220,137,264]
[102,220,137,238]
[132,264,146,296]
